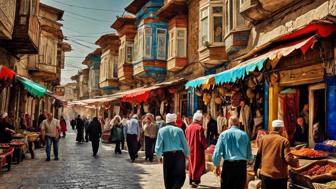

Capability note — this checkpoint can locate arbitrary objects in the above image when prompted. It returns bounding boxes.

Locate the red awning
[277,23,336,42]
[121,86,160,104]
[0,65,15,80]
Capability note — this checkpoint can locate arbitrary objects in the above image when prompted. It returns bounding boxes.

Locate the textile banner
[327,76,336,140]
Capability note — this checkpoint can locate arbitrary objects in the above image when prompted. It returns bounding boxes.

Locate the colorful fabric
[0,65,15,80]
[16,76,47,98]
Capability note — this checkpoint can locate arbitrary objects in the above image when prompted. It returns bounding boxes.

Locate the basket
[290,160,336,189]
[312,183,336,189]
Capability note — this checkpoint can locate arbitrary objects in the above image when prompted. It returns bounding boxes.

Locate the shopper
[0,113,16,143]
[212,116,253,189]
[185,111,207,188]
[60,116,67,138]
[110,115,123,154]
[254,120,299,189]
[84,117,89,142]
[206,113,218,145]
[41,113,60,161]
[143,113,157,162]
[121,116,128,150]
[70,118,76,130]
[155,113,190,189]
[76,115,84,143]
[87,117,102,157]
[126,114,140,162]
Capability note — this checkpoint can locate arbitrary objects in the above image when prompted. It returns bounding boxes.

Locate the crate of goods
[312,181,336,189]
[289,160,336,189]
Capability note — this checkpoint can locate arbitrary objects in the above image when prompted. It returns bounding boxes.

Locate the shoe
[191,184,198,188]
[46,158,50,161]
[131,159,135,163]
[54,157,59,161]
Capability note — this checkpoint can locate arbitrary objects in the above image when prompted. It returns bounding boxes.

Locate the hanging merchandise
[16,76,47,98]
[215,96,222,105]
[0,65,15,80]
[203,93,211,105]
[195,88,203,97]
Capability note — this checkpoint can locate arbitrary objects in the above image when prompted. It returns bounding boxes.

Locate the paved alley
[0,130,219,189]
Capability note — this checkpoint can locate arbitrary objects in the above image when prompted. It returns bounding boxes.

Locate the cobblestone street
[0,131,219,189]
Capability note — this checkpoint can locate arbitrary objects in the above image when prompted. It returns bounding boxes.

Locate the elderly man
[0,113,15,143]
[254,120,299,189]
[41,113,60,161]
[155,113,190,189]
[212,116,253,189]
[185,111,207,188]
[126,114,140,163]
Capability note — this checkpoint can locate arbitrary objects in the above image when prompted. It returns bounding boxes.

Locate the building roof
[111,15,136,30]
[125,0,149,14]
[40,3,64,21]
[95,33,119,47]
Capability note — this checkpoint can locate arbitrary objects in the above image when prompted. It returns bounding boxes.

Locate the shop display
[326,181,336,188]
[302,163,336,176]
[205,145,215,162]
[290,160,336,189]
[325,140,336,147]
[291,148,328,159]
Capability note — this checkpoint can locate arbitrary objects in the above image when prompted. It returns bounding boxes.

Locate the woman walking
[87,117,102,156]
[110,115,124,154]
[143,113,157,162]
[60,116,67,138]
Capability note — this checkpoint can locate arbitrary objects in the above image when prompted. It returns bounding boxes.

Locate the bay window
[133,27,144,62]
[118,41,125,67]
[225,0,247,34]
[199,1,224,49]
[157,28,167,60]
[168,28,187,59]
[112,56,118,78]
[144,27,152,58]
[126,42,133,63]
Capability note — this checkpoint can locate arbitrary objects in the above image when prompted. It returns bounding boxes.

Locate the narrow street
[0,130,219,189]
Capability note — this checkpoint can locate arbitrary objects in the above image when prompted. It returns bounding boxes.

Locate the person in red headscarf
[176,113,186,134]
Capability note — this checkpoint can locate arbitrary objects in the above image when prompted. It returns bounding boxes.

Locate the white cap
[166,113,177,123]
[272,120,284,128]
[193,112,203,122]
[2,112,8,119]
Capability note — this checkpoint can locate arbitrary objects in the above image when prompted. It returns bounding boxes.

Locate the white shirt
[42,118,60,137]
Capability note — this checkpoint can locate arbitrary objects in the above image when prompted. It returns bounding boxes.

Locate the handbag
[110,125,123,143]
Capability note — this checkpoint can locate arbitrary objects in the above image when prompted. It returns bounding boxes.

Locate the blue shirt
[212,125,253,167]
[126,118,140,136]
[155,125,190,158]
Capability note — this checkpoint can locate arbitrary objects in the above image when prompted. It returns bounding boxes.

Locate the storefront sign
[279,64,324,86]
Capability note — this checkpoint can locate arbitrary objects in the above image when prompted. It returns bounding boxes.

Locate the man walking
[212,116,253,189]
[41,113,60,161]
[126,114,140,162]
[254,120,299,189]
[76,115,84,143]
[185,111,207,188]
[155,113,190,189]
[87,117,102,157]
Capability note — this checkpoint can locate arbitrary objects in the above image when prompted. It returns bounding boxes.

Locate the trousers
[261,175,288,189]
[163,151,186,189]
[221,160,247,189]
[46,136,58,159]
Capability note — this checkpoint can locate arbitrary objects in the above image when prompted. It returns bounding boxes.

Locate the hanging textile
[327,76,336,140]
[0,65,15,80]
[16,76,47,98]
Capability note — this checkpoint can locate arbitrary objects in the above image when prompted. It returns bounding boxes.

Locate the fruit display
[291,148,328,159]
[302,163,336,176]
[326,181,336,188]
[10,141,25,146]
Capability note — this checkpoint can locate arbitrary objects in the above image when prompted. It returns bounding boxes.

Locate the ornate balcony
[0,0,16,40]
[1,0,40,54]
[28,55,58,82]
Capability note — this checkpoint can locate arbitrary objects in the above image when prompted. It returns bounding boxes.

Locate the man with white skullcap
[0,112,15,143]
[185,112,207,188]
[155,113,190,189]
[254,120,299,189]
[126,114,140,162]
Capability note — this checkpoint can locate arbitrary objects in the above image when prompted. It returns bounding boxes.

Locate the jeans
[46,136,58,159]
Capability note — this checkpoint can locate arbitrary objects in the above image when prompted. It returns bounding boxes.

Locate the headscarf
[111,115,121,125]
[193,111,203,122]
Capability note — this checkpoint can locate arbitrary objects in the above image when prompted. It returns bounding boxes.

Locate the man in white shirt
[41,112,60,161]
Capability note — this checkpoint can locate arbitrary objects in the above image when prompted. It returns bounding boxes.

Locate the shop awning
[121,86,160,103]
[214,36,317,85]
[0,65,15,80]
[16,75,48,98]
[185,74,215,89]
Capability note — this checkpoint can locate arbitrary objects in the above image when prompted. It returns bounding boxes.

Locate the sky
[40,0,132,85]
